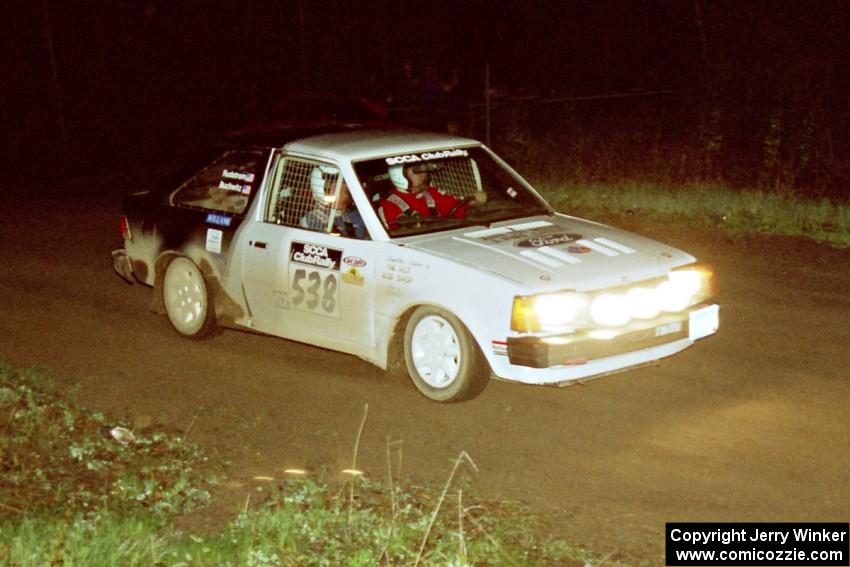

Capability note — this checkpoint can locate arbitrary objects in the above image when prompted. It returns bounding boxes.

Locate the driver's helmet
[388,162,440,191]
[310,164,340,204]
[388,163,410,190]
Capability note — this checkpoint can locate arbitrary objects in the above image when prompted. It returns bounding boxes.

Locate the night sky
[4,1,849,192]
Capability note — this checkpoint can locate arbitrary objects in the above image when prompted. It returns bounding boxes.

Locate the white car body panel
[232,208,380,360]
[404,214,696,292]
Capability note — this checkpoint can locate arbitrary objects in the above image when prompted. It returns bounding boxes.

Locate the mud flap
[112,249,135,283]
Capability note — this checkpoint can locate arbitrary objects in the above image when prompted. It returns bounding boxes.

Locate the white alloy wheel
[410,314,462,388]
[162,257,215,338]
[403,306,489,402]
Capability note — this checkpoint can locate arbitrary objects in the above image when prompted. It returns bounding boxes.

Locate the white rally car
[112,127,719,402]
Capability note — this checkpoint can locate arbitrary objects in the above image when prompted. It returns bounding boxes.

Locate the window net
[430,158,481,198]
[269,158,339,232]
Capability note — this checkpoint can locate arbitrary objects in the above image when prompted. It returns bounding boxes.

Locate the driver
[377,163,469,230]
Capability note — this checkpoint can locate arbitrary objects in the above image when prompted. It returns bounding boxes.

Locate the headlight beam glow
[512,267,710,332]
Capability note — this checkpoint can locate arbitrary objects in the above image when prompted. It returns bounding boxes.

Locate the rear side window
[170,149,265,215]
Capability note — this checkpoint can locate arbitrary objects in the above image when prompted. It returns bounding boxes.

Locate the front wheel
[403,306,489,402]
[162,257,216,339]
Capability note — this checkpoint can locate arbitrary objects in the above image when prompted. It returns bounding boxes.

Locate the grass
[536,180,850,247]
[3,482,596,566]
[0,362,217,520]
[0,362,621,566]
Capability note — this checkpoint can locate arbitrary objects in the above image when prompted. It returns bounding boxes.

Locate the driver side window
[265,156,369,240]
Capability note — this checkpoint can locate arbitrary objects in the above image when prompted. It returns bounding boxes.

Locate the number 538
[291,268,338,315]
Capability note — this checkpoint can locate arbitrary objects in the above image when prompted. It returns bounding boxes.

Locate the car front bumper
[505,303,719,369]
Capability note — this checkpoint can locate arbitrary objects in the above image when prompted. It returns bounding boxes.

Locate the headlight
[535,294,586,327]
[511,292,587,332]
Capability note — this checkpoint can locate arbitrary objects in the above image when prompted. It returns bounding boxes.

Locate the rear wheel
[403,306,489,402]
[162,257,216,338]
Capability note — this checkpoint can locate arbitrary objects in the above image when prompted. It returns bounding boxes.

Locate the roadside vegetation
[537,181,850,248]
[484,91,850,249]
[0,361,621,566]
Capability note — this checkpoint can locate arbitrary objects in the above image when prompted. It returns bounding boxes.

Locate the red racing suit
[377,186,468,230]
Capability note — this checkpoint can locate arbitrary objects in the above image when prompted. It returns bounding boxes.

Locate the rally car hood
[403,215,696,292]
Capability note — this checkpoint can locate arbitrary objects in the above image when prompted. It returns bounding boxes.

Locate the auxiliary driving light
[626,287,661,319]
[511,266,711,332]
[590,293,631,326]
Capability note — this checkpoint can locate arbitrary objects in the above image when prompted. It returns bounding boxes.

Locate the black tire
[161,257,217,339]
[403,306,489,402]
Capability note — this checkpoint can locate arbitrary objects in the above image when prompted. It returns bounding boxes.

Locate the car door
[241,154,378,356]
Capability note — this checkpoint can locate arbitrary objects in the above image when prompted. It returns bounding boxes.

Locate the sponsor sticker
[477,225,563,244]
[341,267,365,286]
[514,232,582,248]
[222,169,255,183]
[205,213,233,227]
[206,228,223,254]
[290,241,342,271]
[218,180,245,192]
[342,256,367,267]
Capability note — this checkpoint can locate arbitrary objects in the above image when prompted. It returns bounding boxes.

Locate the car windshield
[354,147,551,237]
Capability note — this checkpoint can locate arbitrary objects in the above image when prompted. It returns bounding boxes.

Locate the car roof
[226,123,360,148]
[228,125,481,162]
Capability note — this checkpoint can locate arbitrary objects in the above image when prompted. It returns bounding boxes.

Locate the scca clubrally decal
[290,242,342,270]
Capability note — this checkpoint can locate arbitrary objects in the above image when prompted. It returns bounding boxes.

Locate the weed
[0,361,629,566]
